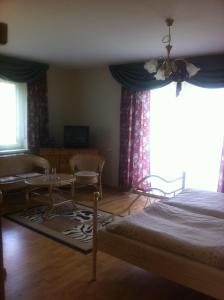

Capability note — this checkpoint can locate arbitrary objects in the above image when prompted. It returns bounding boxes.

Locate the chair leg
[98,180,103,200]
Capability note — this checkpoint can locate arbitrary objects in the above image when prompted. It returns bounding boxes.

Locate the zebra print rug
[6,203,113,253]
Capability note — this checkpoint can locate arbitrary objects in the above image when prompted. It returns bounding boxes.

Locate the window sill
[0,149,29,156]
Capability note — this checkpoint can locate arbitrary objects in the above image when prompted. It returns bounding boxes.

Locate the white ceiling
[0,0,224,68]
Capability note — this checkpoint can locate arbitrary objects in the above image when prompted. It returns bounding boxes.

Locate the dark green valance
[0,54,49,83]
[187,54,224,88]
[109,62,171,91]
[109,54,224,91]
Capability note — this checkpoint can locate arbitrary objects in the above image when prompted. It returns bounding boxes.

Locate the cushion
[16,172,42,179]
[0,176,21,184]
[74,171,99,177]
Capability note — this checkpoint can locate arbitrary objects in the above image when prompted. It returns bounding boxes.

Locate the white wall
[47,66,77,146]
[71,67,121,187]
[47,65,121,187]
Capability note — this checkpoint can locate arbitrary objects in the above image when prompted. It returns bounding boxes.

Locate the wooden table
[25,174,75,219]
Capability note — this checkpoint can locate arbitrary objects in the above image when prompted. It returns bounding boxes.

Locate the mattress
[105,201,224,269]
[164,189,224,219]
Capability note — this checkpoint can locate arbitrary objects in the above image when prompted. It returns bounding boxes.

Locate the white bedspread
[164,189,224,219]
[106,202,224,269]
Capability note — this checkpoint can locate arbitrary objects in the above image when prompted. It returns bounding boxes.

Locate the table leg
[71,181,76,208]
[71,181,75,198]
[42,185,54,221]
[25,188,31,212]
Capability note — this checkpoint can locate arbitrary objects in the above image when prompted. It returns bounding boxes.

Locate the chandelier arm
[167,19,172,59]
[144,17,200,89]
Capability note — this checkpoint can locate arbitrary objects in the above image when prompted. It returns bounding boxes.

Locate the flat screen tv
[64,126,89,148]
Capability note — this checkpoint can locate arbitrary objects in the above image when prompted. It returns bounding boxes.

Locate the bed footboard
[97,229,224,300]
[92,189,224,299]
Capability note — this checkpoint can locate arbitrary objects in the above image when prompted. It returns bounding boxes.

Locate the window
[150,82,224,191]
[0,79,27,151]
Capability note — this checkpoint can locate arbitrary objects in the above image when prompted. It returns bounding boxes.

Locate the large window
[150,82,224,191]
[0,79,27,151]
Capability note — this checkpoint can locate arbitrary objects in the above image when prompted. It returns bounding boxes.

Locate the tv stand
[39,148,98,173]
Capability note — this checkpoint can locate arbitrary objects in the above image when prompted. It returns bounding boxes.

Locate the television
[64,126,89,148]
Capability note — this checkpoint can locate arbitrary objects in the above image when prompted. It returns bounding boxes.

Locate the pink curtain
[27,74,49,151]
[119,87,150,191]
[218,139,224,192]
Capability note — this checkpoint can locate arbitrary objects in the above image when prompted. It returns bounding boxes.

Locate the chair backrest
[69,154,105,174]
[27,154,50,172]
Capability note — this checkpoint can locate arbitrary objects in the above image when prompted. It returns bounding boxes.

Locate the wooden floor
[2,188,214,300]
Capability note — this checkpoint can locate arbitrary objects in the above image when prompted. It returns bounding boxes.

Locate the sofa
[0,153,50,205]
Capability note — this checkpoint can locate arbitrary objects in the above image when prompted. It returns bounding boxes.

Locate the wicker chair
[69,153,105,199]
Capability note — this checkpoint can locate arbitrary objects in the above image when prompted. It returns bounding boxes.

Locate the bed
[92,175,224,300]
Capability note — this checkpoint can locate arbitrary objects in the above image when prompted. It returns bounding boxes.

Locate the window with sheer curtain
[150,82,224,191]
[0,79,27,152]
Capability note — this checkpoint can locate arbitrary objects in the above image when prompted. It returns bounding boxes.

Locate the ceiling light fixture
[144,18,200,82]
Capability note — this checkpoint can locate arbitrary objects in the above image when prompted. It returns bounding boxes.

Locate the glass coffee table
[25,174,75,219]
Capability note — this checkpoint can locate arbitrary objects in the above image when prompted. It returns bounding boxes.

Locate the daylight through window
[150,82,224,191]
[0,79,27,151]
